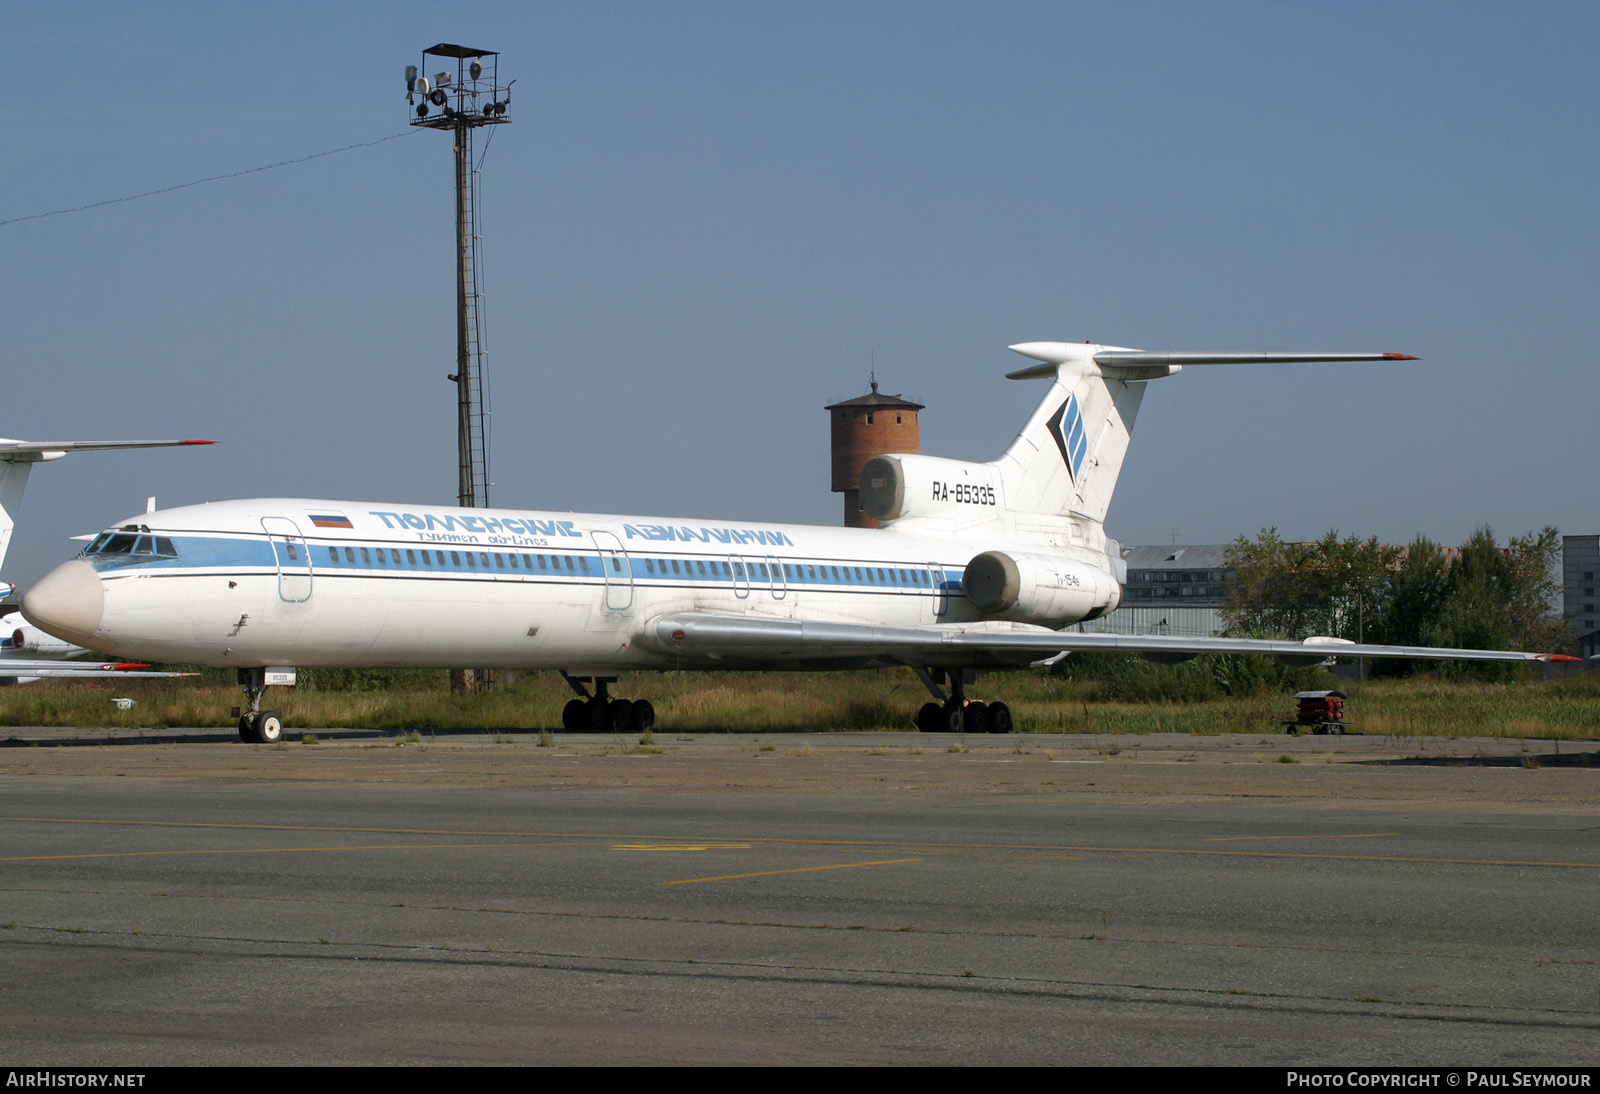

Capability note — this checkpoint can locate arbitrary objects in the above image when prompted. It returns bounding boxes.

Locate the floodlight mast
[408,43,512,510]
[408,44,512,696]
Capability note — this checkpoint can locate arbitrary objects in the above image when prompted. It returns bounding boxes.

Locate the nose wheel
[237,710,284,744]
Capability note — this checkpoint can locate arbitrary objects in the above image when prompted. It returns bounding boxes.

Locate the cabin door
[260,517,313,602]
[765,555,787,601]
[590,530,634,611]
[928,561,949,620]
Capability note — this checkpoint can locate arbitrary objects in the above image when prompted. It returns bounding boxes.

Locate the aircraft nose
[22,560,105,648]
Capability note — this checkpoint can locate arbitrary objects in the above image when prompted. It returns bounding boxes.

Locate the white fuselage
[43,497,1122,673]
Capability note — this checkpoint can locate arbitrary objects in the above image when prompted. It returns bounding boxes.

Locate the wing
[646,614,1577,670]
[0,659,194,678]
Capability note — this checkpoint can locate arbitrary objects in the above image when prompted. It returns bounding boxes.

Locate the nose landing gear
[235,667,288,743]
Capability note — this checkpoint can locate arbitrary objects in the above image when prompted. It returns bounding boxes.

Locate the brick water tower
[827,381,924,528]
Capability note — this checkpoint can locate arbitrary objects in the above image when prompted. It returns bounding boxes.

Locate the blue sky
[3,1,1595,588]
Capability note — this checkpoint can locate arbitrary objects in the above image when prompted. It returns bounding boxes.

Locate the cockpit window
[81,531,181,565]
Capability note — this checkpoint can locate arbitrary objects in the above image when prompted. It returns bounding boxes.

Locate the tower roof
[825,381,924,412]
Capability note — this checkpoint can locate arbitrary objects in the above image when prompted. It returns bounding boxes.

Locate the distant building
[826,382,923,528]
[1082,544,1232,638]
[1562,535,1600,658]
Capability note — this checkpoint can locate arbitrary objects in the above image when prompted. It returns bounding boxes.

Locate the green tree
[1417,526,1569,672]
[1223,529,1396,640]
[1225,525,1568,679]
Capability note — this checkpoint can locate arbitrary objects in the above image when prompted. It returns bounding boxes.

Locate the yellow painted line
[1206,832,1396,842]
[660,858,923,886]
[3,817,1595,869]
[612,843,751,851]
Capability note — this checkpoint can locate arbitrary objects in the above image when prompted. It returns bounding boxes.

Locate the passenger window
[671,559,681,573]
[451,552,461,566]
[285,543,298,561]
[645,559,655,574]
[579,556,589,571]
[345,547,356,563]
[495,554,505,568]
[465,553,476,567]
[480,553,490,567]
[360,548,371,563]
[328,547,339,563]
[538,555,548,569]
[407,550,417,564]
[697,560,707,574]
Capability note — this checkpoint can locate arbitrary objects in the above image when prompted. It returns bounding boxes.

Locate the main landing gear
[559,674,655,734]
[235,667,285,743]
[911,667,1013,734]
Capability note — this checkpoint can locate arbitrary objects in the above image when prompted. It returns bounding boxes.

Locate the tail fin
[993,343,1418,527]
[0,438,213,577]
[0,457,34,574]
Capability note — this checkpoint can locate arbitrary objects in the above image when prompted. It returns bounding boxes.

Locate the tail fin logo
[1047,394,1088,481]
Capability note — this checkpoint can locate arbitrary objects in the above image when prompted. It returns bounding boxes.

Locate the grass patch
[0,667,1595,738]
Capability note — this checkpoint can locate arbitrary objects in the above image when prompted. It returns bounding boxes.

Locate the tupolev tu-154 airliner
[22,341,1577,741]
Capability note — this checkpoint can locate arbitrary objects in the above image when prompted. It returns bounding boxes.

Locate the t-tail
[860,342,1417,549]
[0,439,214,574]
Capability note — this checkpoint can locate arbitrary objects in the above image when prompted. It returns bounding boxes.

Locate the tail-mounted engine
[963,549,1121,626]
[859,454,1004,524]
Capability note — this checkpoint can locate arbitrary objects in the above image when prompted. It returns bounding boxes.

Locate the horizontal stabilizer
[0,439,214,463]
[1092,351,1419,367]
[1005,342,1418,379]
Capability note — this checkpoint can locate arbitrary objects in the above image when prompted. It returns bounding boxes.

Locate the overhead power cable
[0,129,420,229]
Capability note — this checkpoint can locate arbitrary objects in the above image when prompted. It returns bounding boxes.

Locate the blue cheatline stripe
[82,534,968,596]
